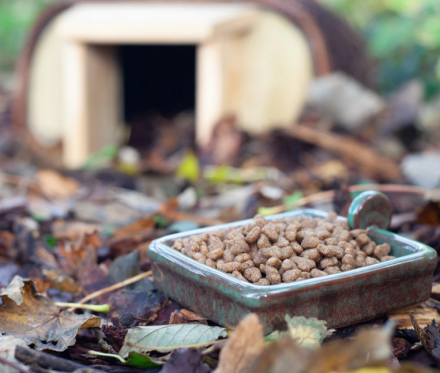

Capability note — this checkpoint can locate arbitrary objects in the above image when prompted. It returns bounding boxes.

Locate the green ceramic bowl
[149,203,437,333]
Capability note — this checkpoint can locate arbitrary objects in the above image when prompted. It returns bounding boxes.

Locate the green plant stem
[88,351,126,363]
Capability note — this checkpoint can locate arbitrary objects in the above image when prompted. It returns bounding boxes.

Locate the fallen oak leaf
[214,313,264,373]
[119,324,227,357]
[0,276,101,351]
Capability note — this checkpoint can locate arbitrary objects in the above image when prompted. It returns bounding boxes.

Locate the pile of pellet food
[172,213,396,285]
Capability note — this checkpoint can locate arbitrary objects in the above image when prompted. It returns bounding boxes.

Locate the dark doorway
[119,44,196,122]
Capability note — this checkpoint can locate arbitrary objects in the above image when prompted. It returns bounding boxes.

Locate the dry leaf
[119,324,226,357]
[112,216,155,238]
[286,316,327,348]
[52,220,101,240]
[169,309,208,325]
[35,169,80,199]
[215,313,265,373]
[249,322,394,373]
[388,303,440,329]
[0,276,101,351]
[409,312,440,365]
[0,276,26,305]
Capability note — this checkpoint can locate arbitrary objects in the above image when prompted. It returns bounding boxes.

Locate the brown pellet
[282,259,297,271]
[356,234,371,247]
[292,257,316,272]
[381,255,396,261]
[255,278,271,286]
[374,243,391,259]
[243,267,262,282]
[301,235,320,249]
[282,269,301,282]
[266,257,282,269]
[231,271,247,281]
[311,269,328,278]
[206,249,224,261]
[245,226,261,244]
[265,266,281,285]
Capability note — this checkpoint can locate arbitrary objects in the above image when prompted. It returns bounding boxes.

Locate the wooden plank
[56,3,257,44]
[62,43,121,168]
[62,41,88,168]
[196,40,224,147]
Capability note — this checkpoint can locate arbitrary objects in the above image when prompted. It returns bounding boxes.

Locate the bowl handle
[347,191,392,230]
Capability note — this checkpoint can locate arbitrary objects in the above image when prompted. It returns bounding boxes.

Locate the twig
[126,338,227,351]
[259,184,432,216]
[15,346,101,372]
[283,124,402,181]
[55,302,110,312]
[76,271,152,305]
[0,355,30,373]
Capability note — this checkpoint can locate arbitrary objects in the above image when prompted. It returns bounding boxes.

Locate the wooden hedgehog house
[13,0,370,168]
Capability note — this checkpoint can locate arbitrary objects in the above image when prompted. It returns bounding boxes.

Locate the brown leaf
[52,220,101,241]
[169,309,208,325]
[388,303,440,329]
[112,216,155,238]
[214,313,264,373]
[35,169,80,199]
[0,276,101,351]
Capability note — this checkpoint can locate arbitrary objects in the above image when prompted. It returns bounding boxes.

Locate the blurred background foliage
[0,0,61,87]
[2,0,440,99]
[320,0,440,99]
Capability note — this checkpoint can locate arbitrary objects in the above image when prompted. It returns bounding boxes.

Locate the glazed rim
[150,209,436,294]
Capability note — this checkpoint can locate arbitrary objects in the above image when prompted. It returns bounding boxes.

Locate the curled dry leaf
[0,276,101,351]
[409,312,440,365]
[119,324,227,357]
[215,313,265,373]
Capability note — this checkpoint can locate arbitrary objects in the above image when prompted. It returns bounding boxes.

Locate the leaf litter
[2,67,440,372]
[0,276,101,351]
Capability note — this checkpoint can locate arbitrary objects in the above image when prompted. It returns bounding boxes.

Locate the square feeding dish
[149,192,437,333]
